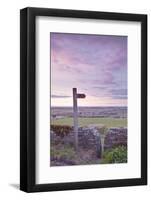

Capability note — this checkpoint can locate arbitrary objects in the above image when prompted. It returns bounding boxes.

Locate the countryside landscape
[50,106,127,166]
[51,106,127,127]
[50,32,127,166]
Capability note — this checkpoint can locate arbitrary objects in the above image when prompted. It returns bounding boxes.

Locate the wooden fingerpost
[73,88,86,151]
[73,88,78,151]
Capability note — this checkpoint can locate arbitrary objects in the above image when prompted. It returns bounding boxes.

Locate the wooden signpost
[73,88,86,151]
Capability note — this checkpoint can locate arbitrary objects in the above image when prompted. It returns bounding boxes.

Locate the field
[51,117,127,128]
[51,107,127,166]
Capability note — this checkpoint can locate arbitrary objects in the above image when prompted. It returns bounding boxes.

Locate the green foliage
[102,146,127,164]
[51,125,73,137]
[98,126,108,136]
[101,126,108,134]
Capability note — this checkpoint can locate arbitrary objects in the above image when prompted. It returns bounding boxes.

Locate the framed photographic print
[20,7,147,192]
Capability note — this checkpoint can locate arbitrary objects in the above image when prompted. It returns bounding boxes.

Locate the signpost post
[73,88,86,151]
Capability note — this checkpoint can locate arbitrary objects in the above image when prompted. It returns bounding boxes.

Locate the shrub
[99,126,108,136]
[51,125,73,137]
[102,146,127,164]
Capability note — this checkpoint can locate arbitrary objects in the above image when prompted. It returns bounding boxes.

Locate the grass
[51,145,76,160]
[51,117,127,128]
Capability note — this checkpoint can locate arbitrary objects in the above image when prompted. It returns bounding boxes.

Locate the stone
[51,127,127,153]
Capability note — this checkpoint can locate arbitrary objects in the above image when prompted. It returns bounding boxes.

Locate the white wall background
[0,0,150,199]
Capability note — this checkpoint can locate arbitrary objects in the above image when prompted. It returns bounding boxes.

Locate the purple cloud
[50,32,127,106]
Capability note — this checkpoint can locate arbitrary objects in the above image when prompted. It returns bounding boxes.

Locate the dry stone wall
[51,127,127,151]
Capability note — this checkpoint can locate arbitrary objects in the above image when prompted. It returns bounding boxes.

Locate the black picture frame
[20,7,147,192]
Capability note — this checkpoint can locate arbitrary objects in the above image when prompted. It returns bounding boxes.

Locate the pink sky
[50,33,127,107]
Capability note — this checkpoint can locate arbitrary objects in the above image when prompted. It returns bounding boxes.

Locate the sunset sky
[50,33,127,107]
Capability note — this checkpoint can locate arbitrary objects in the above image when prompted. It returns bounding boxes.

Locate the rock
[51,127,127,151]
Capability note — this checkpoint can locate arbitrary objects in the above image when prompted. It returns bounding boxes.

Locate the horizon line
[51,106,127,108]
